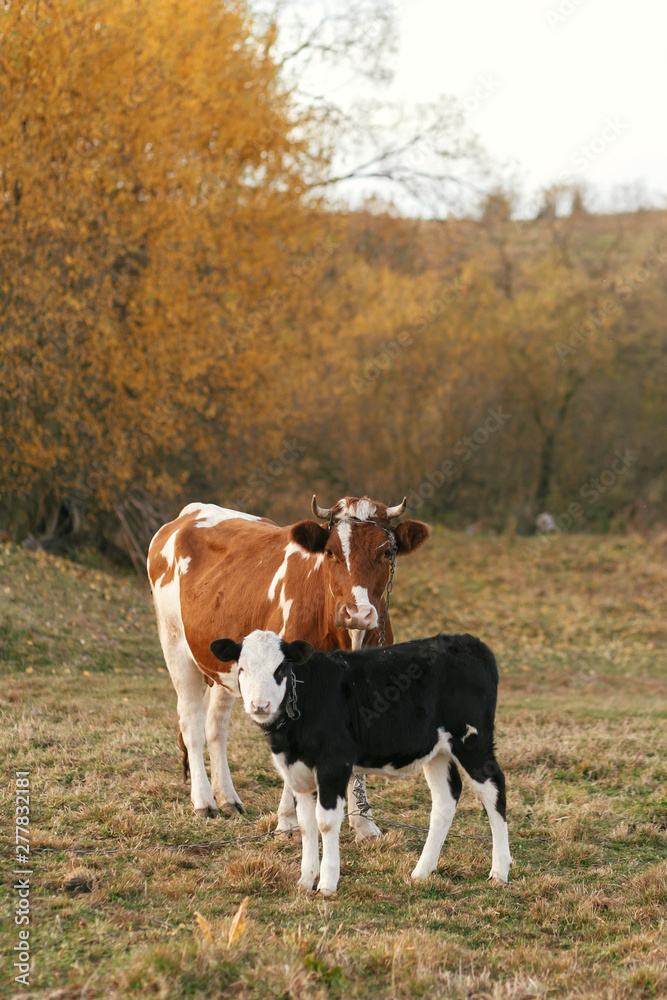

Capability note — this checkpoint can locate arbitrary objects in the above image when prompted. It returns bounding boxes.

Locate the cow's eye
[326,548,334,557]
[273,664,287,681]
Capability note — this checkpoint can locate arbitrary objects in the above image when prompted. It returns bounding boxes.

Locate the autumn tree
[0,0,324,549]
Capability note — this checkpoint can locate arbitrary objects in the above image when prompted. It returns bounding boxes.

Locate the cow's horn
[386,497,407,519]
[311,495,332,520]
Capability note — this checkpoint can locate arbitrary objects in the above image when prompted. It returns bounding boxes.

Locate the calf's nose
[250,700,271,715]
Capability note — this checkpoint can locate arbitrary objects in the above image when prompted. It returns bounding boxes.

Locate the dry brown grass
[0,531,665,998]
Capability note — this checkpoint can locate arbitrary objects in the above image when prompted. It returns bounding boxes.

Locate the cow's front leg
[294,792,319,890]
[316,793,345,897]
[205,683,245,815]
[347,774,381,840]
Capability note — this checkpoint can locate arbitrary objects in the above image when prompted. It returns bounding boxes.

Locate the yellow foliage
[0,0,323,532]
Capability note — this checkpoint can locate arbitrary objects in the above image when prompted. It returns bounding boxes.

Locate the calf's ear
[281,639,314,664]
[291,520,329,552]
[394,519,430,555]
[210,638,243,662]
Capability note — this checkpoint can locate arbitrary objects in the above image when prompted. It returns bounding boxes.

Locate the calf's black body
[211,629,512,897]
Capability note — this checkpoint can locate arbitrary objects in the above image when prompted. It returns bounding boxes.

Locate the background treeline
[1,0,665,563]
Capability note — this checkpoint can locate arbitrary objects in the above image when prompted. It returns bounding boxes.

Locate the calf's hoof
[194,805,220,819]
[410,867,432,882]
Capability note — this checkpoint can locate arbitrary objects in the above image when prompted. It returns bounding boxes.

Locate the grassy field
[1,528,666,1000]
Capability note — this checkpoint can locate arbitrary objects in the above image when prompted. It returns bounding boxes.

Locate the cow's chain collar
[279,666,303,724]
[378,528,397,647]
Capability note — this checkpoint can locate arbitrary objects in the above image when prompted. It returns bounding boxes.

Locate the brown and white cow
[147,495,429,835]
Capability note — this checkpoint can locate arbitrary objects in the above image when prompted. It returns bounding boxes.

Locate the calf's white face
[210,630,313,725]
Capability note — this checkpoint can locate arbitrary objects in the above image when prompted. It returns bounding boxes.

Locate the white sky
[388,0,666,210]
[299,0,667,215]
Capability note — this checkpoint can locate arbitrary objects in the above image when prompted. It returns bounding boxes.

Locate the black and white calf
[210,629,512,898]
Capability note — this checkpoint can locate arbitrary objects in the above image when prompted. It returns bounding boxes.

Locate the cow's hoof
[488,874,508,887]
[274,822,301,843]
[194,805,220,819]
[219,800,246,816]
[410,869,430,882]
[318,887,336,899]
[352,820,382,841]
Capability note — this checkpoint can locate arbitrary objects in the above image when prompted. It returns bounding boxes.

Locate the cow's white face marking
[236,630,288,723]
[337,521,352,568]
[351,586,377,626]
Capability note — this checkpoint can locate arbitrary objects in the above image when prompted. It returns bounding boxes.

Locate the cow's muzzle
[335,603,378,630]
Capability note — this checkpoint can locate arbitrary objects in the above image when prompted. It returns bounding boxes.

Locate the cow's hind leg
[412,755,461,880]
[455,746,512,884]
[205,683,245,815]
[276,783,300,838]
[169,646,219,817]
[347,775,381,840]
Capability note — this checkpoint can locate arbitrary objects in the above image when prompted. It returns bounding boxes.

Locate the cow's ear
[210,638,242,662]
[291,520,329,552]
[282,639,314,664]
[394,519,430,555]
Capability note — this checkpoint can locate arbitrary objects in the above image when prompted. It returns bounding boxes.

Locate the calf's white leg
[412,754,459,880]
[316,796,345,897]
[205,683,245,815]
[294,791,319,890]
[466,774,512,884]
